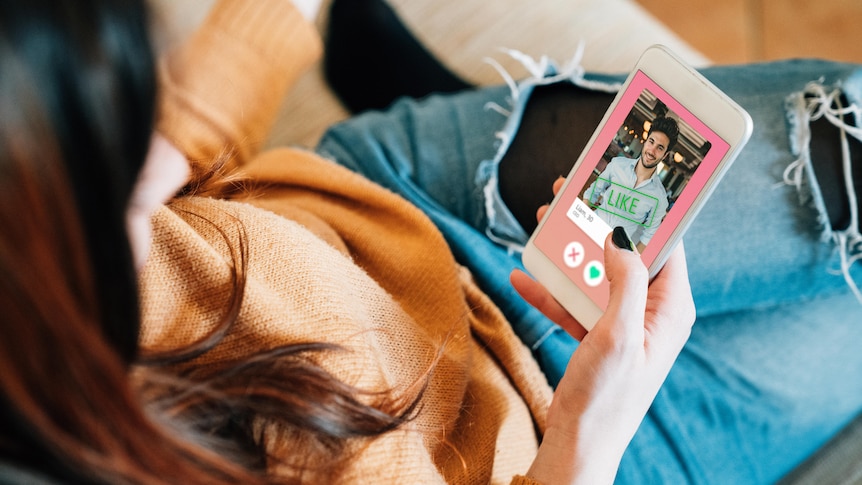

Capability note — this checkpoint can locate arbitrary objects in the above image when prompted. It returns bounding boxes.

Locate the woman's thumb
[600,227,649,331]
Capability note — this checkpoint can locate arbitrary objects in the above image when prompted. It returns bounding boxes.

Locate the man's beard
[640,155,662,169]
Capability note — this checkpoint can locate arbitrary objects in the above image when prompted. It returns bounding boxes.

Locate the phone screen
[532,70,732,309]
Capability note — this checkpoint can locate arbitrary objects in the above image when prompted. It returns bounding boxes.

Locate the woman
[0,0,859,484]
[0,0,692,483]
[0,0,431,482]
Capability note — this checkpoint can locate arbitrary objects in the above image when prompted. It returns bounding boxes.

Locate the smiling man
[585,116,680,251]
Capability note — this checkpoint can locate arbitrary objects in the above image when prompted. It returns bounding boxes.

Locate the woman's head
[0,1,422,481]
[0,0,167,479]
[0,2,260,483]
[0,0,157,364]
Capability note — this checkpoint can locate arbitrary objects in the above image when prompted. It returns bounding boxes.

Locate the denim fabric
[620,290,862,484]
[316,57,862,483]
[477,58,862,317]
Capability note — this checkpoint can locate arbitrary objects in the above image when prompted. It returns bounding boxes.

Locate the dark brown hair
[0,1,423,483]
[648,116,680,153]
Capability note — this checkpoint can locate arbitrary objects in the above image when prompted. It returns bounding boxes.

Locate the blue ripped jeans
[316,58,862,484]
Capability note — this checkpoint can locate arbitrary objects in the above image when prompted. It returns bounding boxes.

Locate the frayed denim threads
[785,81,862,302]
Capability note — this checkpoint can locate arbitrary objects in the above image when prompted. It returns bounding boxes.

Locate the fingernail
[612,226,635,252]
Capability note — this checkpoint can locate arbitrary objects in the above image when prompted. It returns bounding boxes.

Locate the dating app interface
[533,70,731,308]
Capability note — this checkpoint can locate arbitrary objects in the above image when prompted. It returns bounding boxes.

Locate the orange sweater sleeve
[155,0,322,172]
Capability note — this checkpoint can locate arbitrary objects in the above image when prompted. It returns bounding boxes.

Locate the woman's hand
[127,134,191,269]
[514,178,696,484]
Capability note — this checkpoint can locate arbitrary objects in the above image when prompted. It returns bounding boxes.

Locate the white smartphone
[521,45,753,330]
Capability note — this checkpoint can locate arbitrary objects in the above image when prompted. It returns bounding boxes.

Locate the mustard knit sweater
[141,1,552,483]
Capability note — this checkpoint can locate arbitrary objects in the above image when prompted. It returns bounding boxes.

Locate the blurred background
[637,0,862,64]
[149,0,862,148]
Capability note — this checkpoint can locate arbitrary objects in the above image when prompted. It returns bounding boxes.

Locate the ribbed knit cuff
[203,0,321,62]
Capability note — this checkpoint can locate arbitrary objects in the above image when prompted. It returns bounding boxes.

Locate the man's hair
[648,116,680,153]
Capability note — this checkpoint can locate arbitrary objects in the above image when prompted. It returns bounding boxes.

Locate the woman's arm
[156,0,322,171]
[511,179,696,484]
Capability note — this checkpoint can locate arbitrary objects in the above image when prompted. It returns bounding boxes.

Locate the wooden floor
[637,0,862,64]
